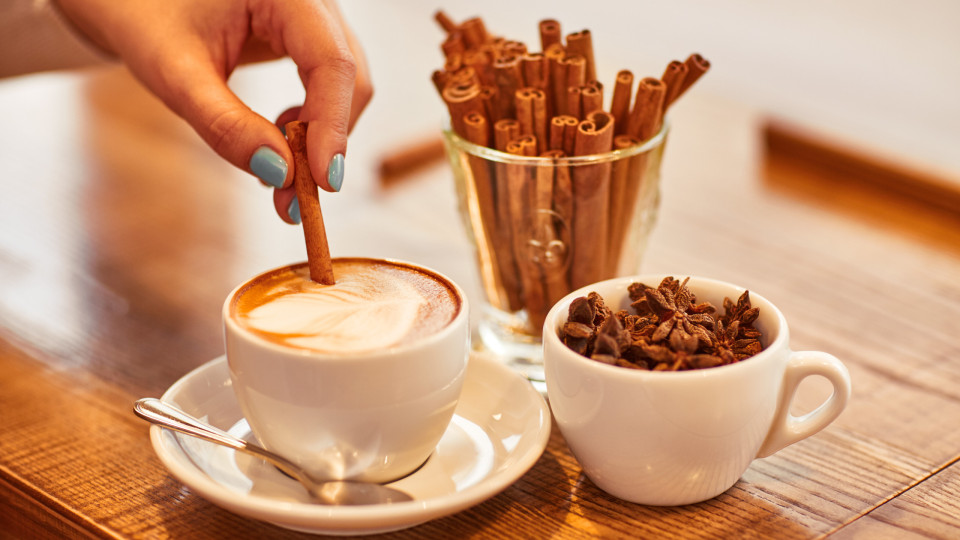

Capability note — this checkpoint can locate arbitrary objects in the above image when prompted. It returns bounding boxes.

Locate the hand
[55,0,372,223]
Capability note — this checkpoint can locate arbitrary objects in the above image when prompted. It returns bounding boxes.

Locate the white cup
[543,275,851,505]
[223,259,470,483]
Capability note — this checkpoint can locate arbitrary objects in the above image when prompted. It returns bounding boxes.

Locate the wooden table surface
[2,64,960,539]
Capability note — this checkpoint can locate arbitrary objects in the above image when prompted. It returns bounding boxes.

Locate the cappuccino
[230,258,461,354]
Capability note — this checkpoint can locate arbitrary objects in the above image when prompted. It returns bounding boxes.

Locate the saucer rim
[149,352,551,532]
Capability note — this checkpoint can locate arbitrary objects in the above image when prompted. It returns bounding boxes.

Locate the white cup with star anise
[542,274,851,506]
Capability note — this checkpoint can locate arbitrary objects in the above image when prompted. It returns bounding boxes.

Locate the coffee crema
[231,259,461,354]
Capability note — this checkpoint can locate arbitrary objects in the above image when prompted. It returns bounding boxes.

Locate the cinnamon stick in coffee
[570,111,615,288]
[285,121,335,285]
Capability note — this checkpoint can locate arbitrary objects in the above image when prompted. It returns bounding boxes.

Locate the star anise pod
[710,320,763,364]
[639,337,723,371]
[720,290,759,327]
[641,279,715,348]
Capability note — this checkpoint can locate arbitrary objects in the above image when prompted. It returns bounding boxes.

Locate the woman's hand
[55,0,372,223]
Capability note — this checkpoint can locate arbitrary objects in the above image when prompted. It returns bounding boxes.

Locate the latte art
[231,259,461,354]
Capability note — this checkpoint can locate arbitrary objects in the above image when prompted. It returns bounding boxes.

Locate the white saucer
[149,352,551,535]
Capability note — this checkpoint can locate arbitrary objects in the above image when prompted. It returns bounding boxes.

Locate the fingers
[273,185,299,224]
[146,51,295,191]
[261,0,360,193]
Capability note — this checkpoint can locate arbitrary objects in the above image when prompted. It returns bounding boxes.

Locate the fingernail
[327,153,345,192]
[287,197,301,224]
[250,146,287,188]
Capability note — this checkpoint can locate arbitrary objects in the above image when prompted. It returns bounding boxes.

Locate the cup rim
[223,257,469,360]
[442,118,670,165]
[543,274,790,379]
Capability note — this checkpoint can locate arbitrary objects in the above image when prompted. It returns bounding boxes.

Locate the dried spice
[559,277,765,371]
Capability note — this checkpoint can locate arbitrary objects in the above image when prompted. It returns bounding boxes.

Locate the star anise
[710,320,763,364]
[639,278,716,349]
[558,277,765,371]
[719,290,759,328]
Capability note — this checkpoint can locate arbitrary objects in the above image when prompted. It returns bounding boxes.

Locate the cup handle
[755,351,852,458]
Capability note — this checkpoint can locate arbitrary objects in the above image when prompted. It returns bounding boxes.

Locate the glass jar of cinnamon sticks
[433,12,708,381]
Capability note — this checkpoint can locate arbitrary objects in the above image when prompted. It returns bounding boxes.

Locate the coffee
[230,258,461,354]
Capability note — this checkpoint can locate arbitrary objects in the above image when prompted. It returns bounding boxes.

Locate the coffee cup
[223,257,470,483]
[543,275,851,505]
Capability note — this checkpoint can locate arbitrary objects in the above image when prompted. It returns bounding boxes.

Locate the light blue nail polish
[287,197,301,224]
[327,153,345,192]
[250,146,287,188]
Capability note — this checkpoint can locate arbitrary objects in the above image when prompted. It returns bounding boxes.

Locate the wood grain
[2,66,960,538]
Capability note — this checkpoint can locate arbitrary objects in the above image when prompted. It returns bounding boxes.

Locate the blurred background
[2,0,958,343]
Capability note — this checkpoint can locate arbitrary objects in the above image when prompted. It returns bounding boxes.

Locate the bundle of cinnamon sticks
[433,12,709,332]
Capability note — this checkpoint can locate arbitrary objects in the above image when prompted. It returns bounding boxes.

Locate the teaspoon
[134,397,413,506]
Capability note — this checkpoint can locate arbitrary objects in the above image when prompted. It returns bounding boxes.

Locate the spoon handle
[133,398,308,484]
[134,398,250,452]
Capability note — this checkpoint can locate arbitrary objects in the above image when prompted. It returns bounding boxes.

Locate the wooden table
[2,65,959,539]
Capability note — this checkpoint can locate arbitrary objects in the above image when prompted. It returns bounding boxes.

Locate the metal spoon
[134,397,413,505]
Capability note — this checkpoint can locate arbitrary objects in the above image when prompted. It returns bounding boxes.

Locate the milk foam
[241,267,428,353]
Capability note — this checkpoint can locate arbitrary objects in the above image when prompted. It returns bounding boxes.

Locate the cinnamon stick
[570,111,615,288]
[463,112,514,311]
[565,30,596,82]
[661,60,688,109]
[378,135,446,183]
[626,77,666,141]
[558,114,579,156]
[505,135,547,330]
[492,55,523,120]
[441,32,465,59]
[610,70,634,135]
[563,55,587,91]
[493,118,520,152]
[285,121,335,285]
[538,19,562,51]
[442,80,485,137]
[434,10,458,34]
[580,84,603,118]
[565,86,582,120]
[538,148,571,307]
[491,119,522,310]
[521,53,548,92]
[459,17,490,49]
[607,134,642,273]
[670,53,711,105]
[544,43,566,117]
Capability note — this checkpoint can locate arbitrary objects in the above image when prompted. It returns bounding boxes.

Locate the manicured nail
[327,153,345,192]
[287,197,301,224]
[249,146,287,188]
